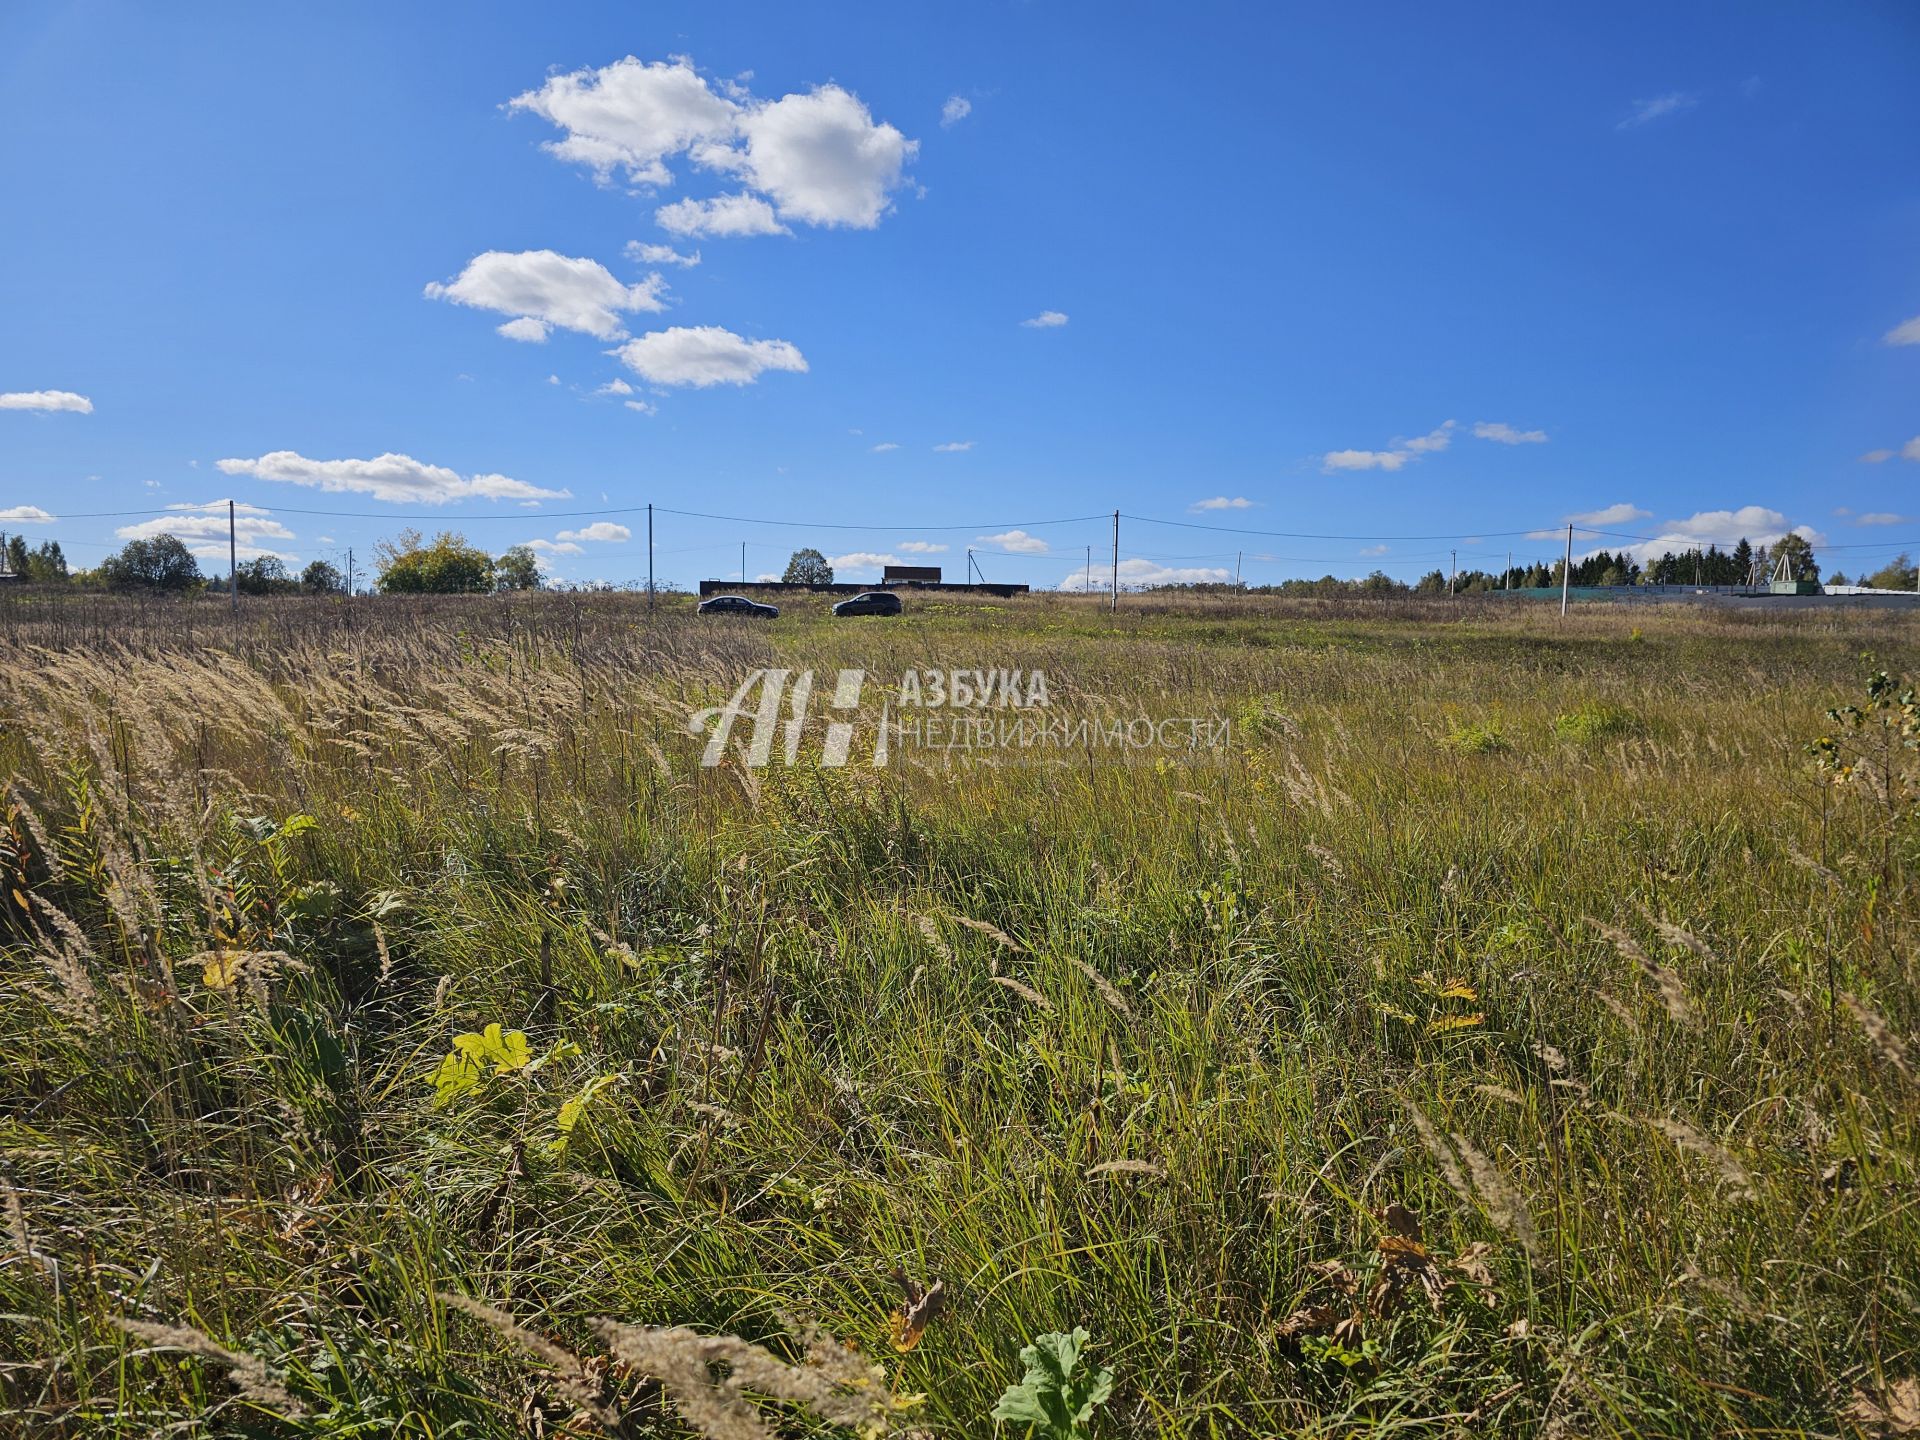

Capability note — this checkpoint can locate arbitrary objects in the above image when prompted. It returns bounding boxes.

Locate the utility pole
[741,541,746,584]
[647,503,654,613]
[345,546,355,597]
[1110,510,1119,613]
[1236,551,1243,589]
[1560,522,1573,617]
[228,499,238,616]
[1085,544,1091,594]
[1449,549,1456,597]
[1505,549,1511,590]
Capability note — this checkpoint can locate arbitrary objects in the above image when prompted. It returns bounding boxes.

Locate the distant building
[883,564,942,584]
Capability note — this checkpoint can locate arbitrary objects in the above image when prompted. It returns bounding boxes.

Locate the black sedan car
[831,590,903,617]
[696,594,780,618]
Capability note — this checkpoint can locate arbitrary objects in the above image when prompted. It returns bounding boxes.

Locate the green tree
[782,547,834,585]
[99,534,201,591]
[301,559,346,595]
[1771,532,1819,582]
[494,545,541,592]
[235,556,297,595]
[1866,553,1916,590]
[376,531,496,594]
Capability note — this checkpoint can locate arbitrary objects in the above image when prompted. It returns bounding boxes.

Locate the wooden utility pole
[1449,549,1456,597]
[741,541,746,584]
[345,546,355,597]
[1560,523,1573,617]
[1505,549,1511,590]
[647,503,655,612]
[228,499,238,615]
[1110,510,1119,612]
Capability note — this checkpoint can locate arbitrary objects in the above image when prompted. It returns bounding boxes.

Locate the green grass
[1,590,1917,1437]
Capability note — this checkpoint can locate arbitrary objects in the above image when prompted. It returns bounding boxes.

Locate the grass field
[2,590,1918,1438]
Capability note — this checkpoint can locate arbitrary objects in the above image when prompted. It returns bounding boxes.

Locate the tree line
[6,530,544,595]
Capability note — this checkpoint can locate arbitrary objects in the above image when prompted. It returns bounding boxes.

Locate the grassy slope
[1,591,1917,1437]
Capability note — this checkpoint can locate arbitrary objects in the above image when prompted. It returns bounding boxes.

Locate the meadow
[1,588,1917,1438]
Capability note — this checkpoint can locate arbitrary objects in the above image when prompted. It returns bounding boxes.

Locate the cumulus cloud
[1021,310,1068,328]
[656,191,787,237]
[626,241,701,267]
[870,442,899,452]
[524,538,584,556]
[514,56,916,231]
[611,326,807,387]
[979,529,1047,554]
[425,250,666,340]
[118,501,296,562]
[0,390,92,413]
[941,96,972,128]
[596,378,634,396]
[898,540,947,553]
[828,550,899,573]
[1473,420,1549,445]
[556,521,631,543]
[624,399,657,414]
[1190,496,1255,512]
[216,451,570,504]
[1618,92,1699,130]
[1570,502,1651,527]
[0,505,57,523]
[507,56,739,187]
[1322,421,1454,473]
[1598,506,1821,567]
[1884,314,1920,347]
[1060,557,1231,592]
[934,440,974,452]
[706,85,916,229]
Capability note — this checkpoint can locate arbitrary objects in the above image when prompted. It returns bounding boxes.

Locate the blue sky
[3,1,1918,588]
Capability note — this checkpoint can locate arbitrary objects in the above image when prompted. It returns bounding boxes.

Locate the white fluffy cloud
[524,538,584,556]
[1191,496,1255,511]
[979,529,1047,554]
[1022,310,1068,328]
[1474,420,1549,445]
[515,57,916,232]
[941,96,972,128]
[612,326,807,387]
[898,540,947,553]
[0,390,92,413]
[1883,314,1920,346]
[1618,92,1699,130]
[1571,503,1650,527]
[1060,558,1231,592]
[0,505,57,524]
[828,550,899,573]
[656,191,787,237]
[596,378,634,396]
[118,501,297,562]
[556,521,631,543]
[626,241,701,267]
[1322,421,1454,473]
[217,451,570,504]
[870,442,899,452]
[1600,506,1821,567]
[934,440,974,452]
[507,56,739,187]
[703,85,916,229]
[425,250,666,340]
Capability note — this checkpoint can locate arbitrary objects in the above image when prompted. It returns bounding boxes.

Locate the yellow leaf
[202,953,246,989]
[1426,1012,1485,1034]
